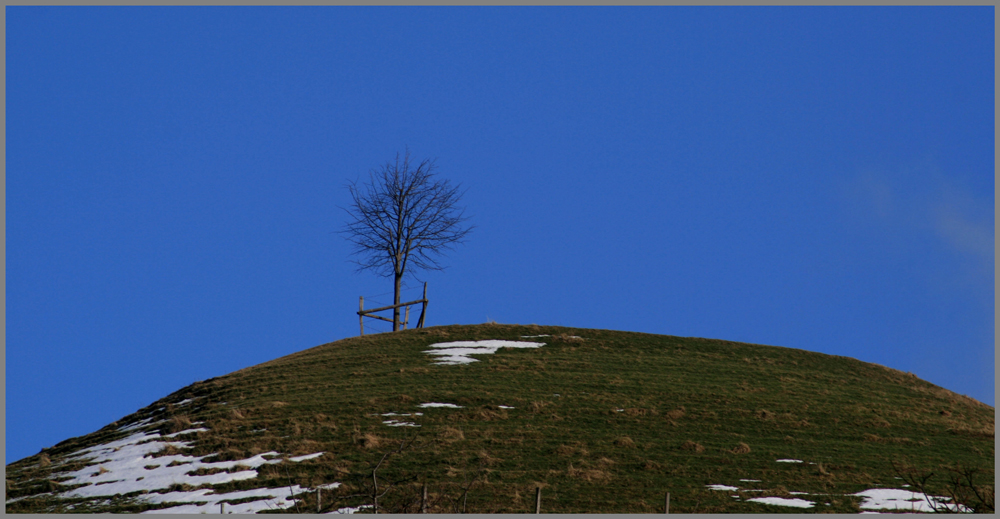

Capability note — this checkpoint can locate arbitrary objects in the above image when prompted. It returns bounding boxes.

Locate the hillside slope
[6,324,994,513]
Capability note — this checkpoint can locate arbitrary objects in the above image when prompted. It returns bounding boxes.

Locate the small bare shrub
[756,409,774,420]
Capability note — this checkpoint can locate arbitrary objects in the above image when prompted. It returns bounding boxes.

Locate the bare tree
[342,150,472,331]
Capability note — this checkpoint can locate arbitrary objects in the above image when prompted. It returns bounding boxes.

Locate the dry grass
[566,463,611,482]
[439,427,465,443]
[862,433,911,444]
[731,442,751,454]
[613,436,636,448]
[680,441,705,453]
[165,415,192,434]
[665,407,686,420]
[357,433,382,449]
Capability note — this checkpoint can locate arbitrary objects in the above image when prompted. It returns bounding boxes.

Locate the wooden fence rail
[358,282,428,335]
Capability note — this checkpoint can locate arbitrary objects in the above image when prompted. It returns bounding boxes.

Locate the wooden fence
[358,282,428,335]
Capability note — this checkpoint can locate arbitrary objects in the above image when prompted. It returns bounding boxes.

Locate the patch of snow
[118,418,158,432]
[706,484,739,491]
[789,491,810,495]
[498,405,515,409]
[853,488,969,513]
[142,485,308,514]
[164,428,208,438]
[381,412,422,417]
[383,420,420,427]
[739,479,761,482]
[49,427,310,512]
[423,340,545,365]
[521,335,550,338]
[174,398,197,407]
[418,402,463,408]
[614,409,625,412]
[747,496,814,508]
[5,492,53,505]
[329,505,373,514]
[318,483,342,490]
[289,452,324,462]
[776,459,803,463]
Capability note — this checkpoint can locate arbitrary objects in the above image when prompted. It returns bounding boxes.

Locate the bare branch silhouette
[341,149,472,331]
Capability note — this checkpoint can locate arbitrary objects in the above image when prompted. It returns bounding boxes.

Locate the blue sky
[6,7,994,463]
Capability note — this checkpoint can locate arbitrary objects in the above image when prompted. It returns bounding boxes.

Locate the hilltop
[6,324,994,513]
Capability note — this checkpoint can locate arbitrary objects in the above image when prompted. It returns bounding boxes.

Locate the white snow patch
[164,427,208,438]
[498,405,515,409]
[423,340,545,365]
[853,488,969,513]
[381,412,423,417]
[747,496,814,508]
[142,485,308,514]
[318,483,342,490]
[739,479,761,482]
[776,459,803,463]
[706,484,739,491]
[521,335,550,338]
[329,505,373,514]
[48,427,333,514]
[418,402,463,409]
[289,452,325,462]
[383,420,420,427]
[118,418,158,432]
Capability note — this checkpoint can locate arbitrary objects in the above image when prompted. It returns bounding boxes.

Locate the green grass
[6,324,994,513]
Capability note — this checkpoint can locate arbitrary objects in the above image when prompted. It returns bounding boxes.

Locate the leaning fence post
[421,483,428,513]
[416,282,427,328]
[317,488,322,513]
[359,296,364,336]
[665,492,670,514]
[535,487,541,514]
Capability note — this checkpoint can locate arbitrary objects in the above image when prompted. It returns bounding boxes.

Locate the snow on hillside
[27,420,329,514]
[423,340,545,365]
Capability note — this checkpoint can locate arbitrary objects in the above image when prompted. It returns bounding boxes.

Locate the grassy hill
[6,324,994,513]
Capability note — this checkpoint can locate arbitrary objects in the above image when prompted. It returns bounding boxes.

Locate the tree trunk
[393,272,402,331]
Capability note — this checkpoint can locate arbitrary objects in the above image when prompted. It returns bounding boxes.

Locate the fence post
[421,483,428,513]
[359,297,364,336]
[665,492,669,514]
[416,282,428,328]
[317,488,322,513]
[535,487,541,514]
[220,503,224,514]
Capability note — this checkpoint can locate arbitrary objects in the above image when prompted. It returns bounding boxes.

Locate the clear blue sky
[7,7,994,463]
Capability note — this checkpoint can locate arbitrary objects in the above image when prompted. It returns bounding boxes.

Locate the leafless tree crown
[342,151,472,280]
